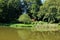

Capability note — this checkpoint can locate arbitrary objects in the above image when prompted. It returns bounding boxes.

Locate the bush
[18,14,32,24]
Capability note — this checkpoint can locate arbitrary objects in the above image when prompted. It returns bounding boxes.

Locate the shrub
[18,14,32,24]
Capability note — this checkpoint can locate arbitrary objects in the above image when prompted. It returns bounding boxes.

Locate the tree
[0,0,22,23]
[18,14,31,24]
[24,0,42,20]
[29,4,38,19]
[37,0,60,23]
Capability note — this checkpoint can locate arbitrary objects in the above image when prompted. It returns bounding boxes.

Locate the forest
[0,0,60,28]
[0,0,60,23]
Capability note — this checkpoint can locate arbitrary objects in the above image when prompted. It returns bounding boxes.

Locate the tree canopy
[1,0,60,23]
[0,0,22,23]
[37,0,60,23]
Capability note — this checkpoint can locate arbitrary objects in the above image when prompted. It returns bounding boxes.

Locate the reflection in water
[0,28,60,40]
[17,29,60,40]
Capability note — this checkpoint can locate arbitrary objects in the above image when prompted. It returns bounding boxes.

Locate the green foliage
[0,0,21,22]
[25,0,42,20]
[0,0,42,23]
[7,0,20,9]
[29,4,38,19]
[37,0,60,23]
[18,14,31,24]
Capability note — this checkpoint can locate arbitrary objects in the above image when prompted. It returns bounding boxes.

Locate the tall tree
[37,0,60,23]
[25,0,42,20]
[0,0,22,23]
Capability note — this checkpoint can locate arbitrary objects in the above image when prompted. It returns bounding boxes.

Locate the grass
[10,24,33,27]
[32,21,60,31]
[0,21,60,31]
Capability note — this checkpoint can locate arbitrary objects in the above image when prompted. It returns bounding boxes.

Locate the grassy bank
[0,21,60,31]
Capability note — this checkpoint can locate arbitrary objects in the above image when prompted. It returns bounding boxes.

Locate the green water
[17,29,60,40]
[0,28,60,40]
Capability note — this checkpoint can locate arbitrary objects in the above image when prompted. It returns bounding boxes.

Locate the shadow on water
[0,28,21,40]
[0,27,60,40]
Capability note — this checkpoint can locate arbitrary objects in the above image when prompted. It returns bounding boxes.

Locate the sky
[20,0,45,3]
[41,0,45,3]
[20,0,45,13]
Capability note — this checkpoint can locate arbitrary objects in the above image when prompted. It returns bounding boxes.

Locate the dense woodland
[0,0,60,23]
